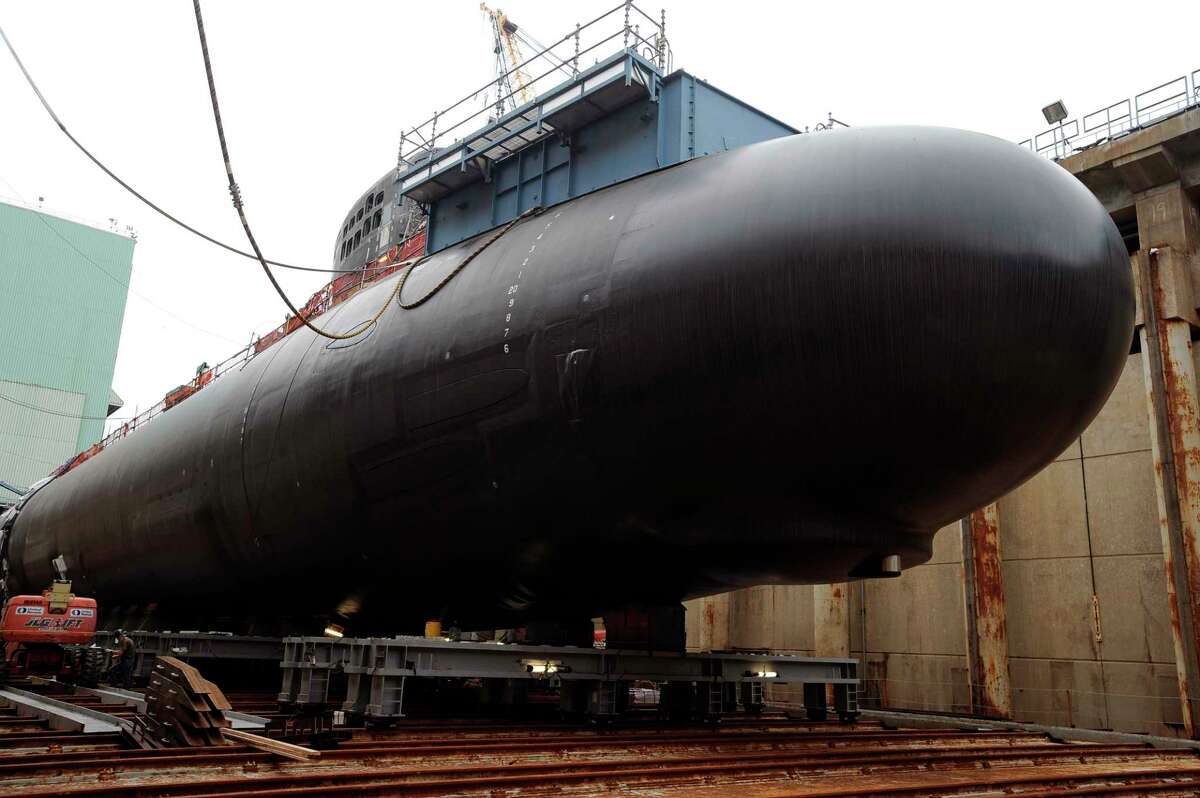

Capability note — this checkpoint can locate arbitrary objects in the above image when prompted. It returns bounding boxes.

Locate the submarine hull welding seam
[4,126,1134,632]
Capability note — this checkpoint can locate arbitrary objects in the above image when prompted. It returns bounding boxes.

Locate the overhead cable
[0,391,132,422]
[0,173,244,344]
[192,0,542,340]
[0,21,359,274]
[191,0,391,340]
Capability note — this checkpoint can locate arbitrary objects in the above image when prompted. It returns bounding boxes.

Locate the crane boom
[480,3,532,111]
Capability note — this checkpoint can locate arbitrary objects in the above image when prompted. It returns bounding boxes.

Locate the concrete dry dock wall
[854,523,971,717]
[686,106,1200,739]
[1000,353,1178,734]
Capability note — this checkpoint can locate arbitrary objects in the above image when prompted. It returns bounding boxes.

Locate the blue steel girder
[399,51,660,202]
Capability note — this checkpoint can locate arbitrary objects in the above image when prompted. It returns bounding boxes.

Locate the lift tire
[79,647,106,687]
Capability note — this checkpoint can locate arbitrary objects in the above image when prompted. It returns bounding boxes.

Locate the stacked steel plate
[130,656,231,748]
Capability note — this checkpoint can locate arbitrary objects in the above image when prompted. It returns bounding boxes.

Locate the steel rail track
[759,766,1200,798]
[13,741,1199,797]
[0,729,1050,772]
[3,704,1199,798]
[0,730,123,748]
[0,738,1104,780]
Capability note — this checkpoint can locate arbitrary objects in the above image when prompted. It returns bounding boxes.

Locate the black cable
[2,172,242,343]
[0,391,133,422]
[192,3,539,340]
[192,0,383,341]
[0,22,361,275]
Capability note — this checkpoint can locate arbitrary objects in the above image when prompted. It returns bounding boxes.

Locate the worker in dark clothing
[107,630,135,687]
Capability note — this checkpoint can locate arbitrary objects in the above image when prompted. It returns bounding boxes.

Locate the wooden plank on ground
[220,728,320,761]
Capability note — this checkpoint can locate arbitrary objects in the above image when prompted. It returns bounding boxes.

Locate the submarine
[2,122,1133,633]
[0,44,1133,634]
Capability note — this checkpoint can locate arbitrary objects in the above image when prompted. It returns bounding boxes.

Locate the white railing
[1019,67,1200,160]
[395,1,670,174]
[94,342,252,453]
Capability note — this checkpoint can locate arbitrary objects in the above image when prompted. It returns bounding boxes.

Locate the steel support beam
[1134,180,1200,737]
[279,635,858,720]
[959,503,1012,718]
[0,687,123,734]
[99,631,286,680]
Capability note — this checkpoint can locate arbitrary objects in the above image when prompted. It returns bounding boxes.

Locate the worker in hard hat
[107,630,135,687]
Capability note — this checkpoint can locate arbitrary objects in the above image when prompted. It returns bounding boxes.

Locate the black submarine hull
[5,127,1134,632]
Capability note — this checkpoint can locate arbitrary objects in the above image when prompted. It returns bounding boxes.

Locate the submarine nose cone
[613,126,1134,583]
[787,126,1136,522]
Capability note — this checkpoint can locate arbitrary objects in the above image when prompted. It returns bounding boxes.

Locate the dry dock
[3,695,1200,798]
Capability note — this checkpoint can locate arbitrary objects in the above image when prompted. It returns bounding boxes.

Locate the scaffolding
[395,1,670,179]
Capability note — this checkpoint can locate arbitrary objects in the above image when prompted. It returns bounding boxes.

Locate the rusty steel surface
[960,502,1012,719]
[813,583,850,659]
[1138,245,1200,739]
[694,594,730,652]
[1,706,1199,798]
[4,127,1134,635]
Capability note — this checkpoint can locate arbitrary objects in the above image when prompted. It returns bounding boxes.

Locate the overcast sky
[2,0,1197,434]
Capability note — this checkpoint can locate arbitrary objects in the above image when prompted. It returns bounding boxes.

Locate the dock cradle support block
[277,634,859,721]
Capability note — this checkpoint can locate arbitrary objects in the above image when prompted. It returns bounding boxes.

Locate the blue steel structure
[397,50,797,254]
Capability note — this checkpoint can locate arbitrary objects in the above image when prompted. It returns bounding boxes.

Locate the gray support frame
[278,635,858,722]
[0,686,124,734]
[97,631,285,680]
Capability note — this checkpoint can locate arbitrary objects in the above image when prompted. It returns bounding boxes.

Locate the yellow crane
[480,3,532,112]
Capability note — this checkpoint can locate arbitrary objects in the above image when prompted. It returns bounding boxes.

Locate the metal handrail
[1021,66,1199,160]
[92,230,429,460]
[1082,99,1131,138]
[396,2,668,170]
[1135,75,1189,125]
[97,341,250,449]
[439,28,627,151]
[629,2,663,29]
[418,21,624,152]
[405,3,624,145]
[399,36,642,195]
[1034,119,1078,158]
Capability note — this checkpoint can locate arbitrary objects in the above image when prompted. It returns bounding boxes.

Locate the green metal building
[0,199,134,504]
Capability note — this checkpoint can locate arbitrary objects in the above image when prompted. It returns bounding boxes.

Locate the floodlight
[1042,101,1068,125]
